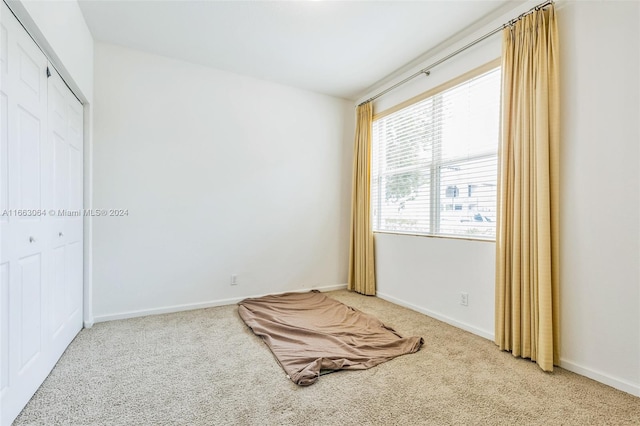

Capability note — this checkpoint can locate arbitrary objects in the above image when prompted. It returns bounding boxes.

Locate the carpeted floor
[14,290,640,425]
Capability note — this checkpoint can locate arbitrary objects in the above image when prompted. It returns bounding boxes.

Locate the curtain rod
[358,0,553,107]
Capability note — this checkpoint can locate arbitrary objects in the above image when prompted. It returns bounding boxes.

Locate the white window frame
[371,59,501,241]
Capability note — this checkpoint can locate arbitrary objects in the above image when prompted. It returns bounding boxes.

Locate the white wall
[368,0,640,396]
[376,234,496,338]
[557,0,639,396]
[92,43,353,320]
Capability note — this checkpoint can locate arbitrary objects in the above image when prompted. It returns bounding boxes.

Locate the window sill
[372,230,496,243]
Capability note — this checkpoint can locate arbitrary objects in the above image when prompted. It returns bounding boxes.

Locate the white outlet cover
[460,292,469,306]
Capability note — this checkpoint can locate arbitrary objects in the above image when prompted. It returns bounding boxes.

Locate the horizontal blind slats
[371,66,500,240]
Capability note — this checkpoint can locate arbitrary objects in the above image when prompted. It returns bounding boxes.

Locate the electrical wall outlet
[230,274,238,286]
[460,292,469,306]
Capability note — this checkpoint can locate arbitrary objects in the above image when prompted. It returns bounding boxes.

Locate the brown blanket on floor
[238,290,423,386]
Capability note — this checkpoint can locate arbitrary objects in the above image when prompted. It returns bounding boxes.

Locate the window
[371,65,501,240]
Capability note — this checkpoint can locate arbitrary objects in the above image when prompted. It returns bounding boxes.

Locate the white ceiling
[78,0,517,100]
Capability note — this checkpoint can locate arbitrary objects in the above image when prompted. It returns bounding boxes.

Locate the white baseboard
[377,292,640,398]
[93,284,348,323]
[558,358,640,397]
[376,291,494,341]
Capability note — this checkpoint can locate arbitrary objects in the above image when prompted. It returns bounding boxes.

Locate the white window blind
[371,66,501,240]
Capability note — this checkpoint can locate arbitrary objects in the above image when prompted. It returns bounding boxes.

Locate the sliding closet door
[1,2,83,424]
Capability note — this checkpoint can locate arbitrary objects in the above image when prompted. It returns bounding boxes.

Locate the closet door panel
[51,245,66,337]
[1,6,50,423]
[67,241,82,318]
[1,92,7,217]
[0,263,9,394]
[16,107,42,211]
[17,254,42,370]
[46,68,83,366]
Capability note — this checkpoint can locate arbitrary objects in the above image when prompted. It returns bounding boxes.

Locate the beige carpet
[14,290,640,425]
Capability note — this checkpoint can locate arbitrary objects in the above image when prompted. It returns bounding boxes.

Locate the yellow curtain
[348,102,376,295]
[495,5,560,372]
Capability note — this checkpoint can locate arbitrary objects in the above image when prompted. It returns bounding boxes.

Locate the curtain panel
[348,102,376,295]
[495,5,560,372]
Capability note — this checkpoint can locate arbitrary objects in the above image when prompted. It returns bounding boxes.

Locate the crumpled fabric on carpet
[238,290,423,386]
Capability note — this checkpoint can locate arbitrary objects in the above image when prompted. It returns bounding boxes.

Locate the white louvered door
[0,2,83,424]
